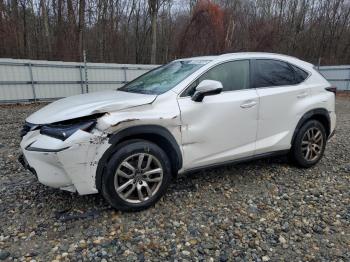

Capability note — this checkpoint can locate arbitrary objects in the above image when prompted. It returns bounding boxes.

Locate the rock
[182,250,190,256]
[79,240,87,249]
[0,250,10,260]
[189,239,198,245]
[93,237,104,245]
[219,253,228,261]
[202,243,215,250]
[278,236,287,244]
[281,222,289,232]
[312,225,323,234]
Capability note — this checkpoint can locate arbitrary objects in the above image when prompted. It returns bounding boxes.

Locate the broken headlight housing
[40,114,104,141]
[20,122,40,137]
[40,121,96,140]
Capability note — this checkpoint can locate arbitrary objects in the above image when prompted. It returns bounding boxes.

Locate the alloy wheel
[301,127,324,162]
[114,153,163,203]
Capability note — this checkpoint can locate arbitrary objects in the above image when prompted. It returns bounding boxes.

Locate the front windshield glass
[119,60,210,95]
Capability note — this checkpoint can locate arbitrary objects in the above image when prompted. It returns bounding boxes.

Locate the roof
[178,52,313,68]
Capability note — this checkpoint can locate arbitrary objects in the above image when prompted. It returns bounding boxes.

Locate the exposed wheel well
[309,114,330,137]
[292,108,331,147]
[95,125,182,191]
[118,133,180,175]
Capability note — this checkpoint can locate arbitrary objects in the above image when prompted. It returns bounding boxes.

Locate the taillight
[325,86,337,95]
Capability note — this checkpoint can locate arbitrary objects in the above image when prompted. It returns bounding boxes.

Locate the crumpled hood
[26,90,157,124]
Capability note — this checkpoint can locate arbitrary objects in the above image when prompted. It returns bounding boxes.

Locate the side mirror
[191,80,223,102]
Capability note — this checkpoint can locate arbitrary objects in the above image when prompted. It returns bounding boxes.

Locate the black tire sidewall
[292,120,327,168]
[101,139,172,211]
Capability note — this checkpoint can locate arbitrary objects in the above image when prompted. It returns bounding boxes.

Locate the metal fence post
[123,67,127,84]
[347,68,350,91]
[79,65,84,94]
[83,50,89,93]
[317,57,321,71]
[28,63,37,101]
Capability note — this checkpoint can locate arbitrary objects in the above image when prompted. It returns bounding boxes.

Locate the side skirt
[181,150,290,175]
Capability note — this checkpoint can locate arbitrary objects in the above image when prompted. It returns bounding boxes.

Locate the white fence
[0,59,158,102]
[0,59,349,102]
[319,65,350,91]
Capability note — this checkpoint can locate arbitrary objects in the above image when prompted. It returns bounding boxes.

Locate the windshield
[119,60,210,95]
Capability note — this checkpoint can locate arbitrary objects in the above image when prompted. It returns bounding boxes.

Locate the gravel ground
[0,98,349,262]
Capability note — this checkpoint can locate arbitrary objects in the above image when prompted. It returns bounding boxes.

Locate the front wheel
[101,139,172,211]
[290,120,327,168]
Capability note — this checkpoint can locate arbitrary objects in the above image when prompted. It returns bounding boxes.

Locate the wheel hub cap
[134,171,144,183]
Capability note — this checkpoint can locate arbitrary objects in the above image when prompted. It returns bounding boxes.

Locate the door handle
[240,100,257,108]
[297,92,308,98]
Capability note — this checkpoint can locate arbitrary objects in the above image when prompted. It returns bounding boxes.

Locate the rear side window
[253,59,297,88]
[182,60,250,96]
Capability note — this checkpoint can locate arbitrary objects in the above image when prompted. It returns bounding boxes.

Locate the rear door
[178,60,259,170]
[252,59,310,154]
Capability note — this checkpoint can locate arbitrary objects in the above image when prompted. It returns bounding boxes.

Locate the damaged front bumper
[18,154,37,177]
[19,128,111,195]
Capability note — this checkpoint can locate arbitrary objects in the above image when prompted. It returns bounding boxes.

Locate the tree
[0,0,349,65]
[148,0,160,64]
[179,0,225,56]
[40,0,52,57]
[78,0,85,61]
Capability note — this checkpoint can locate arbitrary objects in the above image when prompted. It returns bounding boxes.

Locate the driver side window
[183,60,250,96]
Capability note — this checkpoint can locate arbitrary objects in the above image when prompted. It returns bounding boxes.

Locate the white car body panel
[255,84,312,154]
[27,90,157,124]
[254,65,334,155]
[19,52,336,195]
[178,89,259,169]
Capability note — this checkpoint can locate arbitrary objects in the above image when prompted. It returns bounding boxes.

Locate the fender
[291,108,330,146]
[95,125,183,191]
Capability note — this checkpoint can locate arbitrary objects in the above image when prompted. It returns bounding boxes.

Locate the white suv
[19,53,336,211]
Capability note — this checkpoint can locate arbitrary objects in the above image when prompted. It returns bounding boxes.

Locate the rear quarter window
[253,59,309,88]
[290,64,309,83]
[253,59,296,88]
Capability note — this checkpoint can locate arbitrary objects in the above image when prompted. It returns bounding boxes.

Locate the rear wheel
[101,139,172,211]
[290,120,327,168]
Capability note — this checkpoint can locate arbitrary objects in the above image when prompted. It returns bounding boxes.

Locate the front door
[177,60,259,170]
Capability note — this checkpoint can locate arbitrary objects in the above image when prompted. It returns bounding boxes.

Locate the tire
[290,120,327,168]
[101,139,172,211]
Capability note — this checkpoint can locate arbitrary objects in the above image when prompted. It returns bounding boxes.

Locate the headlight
[40,120,96,141]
